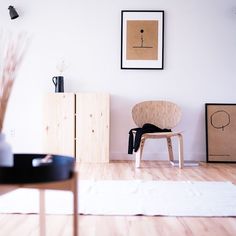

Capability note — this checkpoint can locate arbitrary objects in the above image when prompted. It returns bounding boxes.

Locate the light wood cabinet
[43,92,110,163]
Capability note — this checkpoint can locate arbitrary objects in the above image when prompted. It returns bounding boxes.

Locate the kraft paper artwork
[206,104,236,162]
[126,20,158,60]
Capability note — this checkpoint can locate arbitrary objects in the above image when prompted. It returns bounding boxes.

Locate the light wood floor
[0,160,236,236]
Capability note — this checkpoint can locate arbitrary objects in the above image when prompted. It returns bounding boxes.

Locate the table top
[0,154,75,184]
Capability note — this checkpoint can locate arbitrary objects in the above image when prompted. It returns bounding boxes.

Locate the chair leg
[135,138,145,168]
[177,133,184,169]
[166,137,174,162]
[135,149,141,168]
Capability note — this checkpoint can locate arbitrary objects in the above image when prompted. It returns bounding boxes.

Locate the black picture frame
[121,10,164,70]
[205,103,236,163]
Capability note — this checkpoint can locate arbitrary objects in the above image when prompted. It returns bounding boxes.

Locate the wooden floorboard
[0,160,236,236]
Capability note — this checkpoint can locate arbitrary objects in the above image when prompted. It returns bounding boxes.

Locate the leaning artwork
[205,103,236,162]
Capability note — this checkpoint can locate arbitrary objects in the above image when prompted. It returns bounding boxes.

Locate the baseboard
[110,152,206,162]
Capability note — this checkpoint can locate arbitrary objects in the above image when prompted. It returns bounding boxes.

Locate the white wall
[0,0,236,161]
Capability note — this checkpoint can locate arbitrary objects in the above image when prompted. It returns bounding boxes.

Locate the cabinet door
[43,93,75,157]
[76,93,109,162]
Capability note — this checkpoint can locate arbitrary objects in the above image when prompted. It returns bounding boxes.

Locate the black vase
[52,76,64,93]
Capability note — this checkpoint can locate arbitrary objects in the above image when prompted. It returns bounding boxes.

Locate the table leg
[39,189,46,236]
[73,172,78,236]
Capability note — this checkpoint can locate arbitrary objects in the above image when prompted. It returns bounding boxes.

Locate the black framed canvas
[205,103,236,163]
[121,10,164,70]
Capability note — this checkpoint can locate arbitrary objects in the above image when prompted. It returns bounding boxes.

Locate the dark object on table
[0,153,75,184]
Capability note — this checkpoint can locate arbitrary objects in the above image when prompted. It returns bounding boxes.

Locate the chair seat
[139,131,183,139]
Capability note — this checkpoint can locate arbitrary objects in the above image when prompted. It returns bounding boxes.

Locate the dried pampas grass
[0,31,29,132]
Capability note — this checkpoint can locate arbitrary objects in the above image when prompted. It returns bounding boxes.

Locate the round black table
[0,153,78,236]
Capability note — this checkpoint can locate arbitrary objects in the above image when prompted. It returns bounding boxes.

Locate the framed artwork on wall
[121,10,164,70]
[205,103,236,163]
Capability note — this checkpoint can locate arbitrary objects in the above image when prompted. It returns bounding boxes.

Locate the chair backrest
[132,100,182,129]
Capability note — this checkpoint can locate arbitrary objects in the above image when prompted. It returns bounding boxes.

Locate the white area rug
[0,180,236,216]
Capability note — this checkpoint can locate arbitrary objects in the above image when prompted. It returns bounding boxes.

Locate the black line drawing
[210,110,230,131]
[133,29,153,49]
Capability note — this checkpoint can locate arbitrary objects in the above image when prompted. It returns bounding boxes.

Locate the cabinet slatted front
[43,93,110,163]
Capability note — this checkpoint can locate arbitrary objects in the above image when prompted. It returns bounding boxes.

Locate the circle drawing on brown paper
[210,110,230,131]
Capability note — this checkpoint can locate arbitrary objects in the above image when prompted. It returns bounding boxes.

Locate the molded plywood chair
[131,100,184,168]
